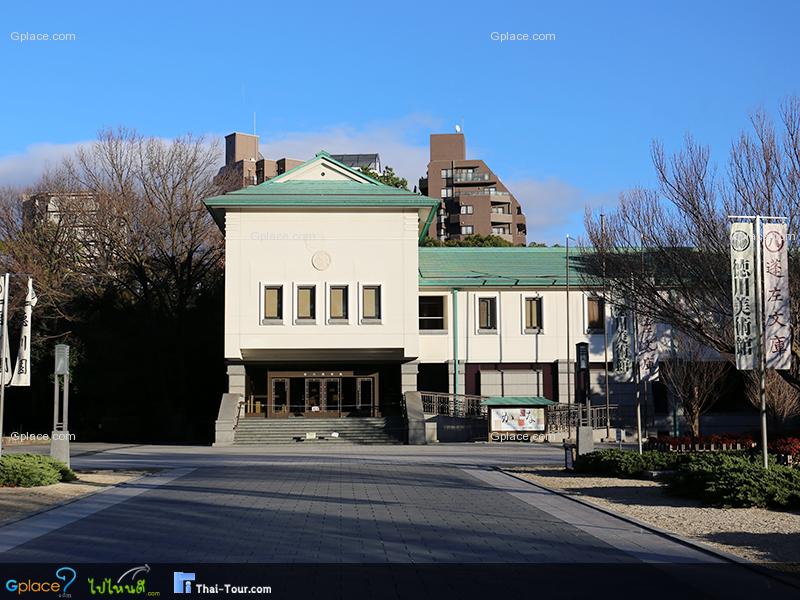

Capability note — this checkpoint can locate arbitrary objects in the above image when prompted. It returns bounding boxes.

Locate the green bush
[574,449,682,478]
[0,454,77,487]
[668,452,800,508]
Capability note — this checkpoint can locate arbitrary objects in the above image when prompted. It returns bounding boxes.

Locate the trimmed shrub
[0,454,77,487]
[574,449,683,478]
[668,452,800,509]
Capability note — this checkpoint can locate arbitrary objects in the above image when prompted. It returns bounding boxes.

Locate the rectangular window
[262,285,283,321]
[440,168,452,179]
[461,225,474,235]
[587,297,605,332]
[441,187,452,198]
[296,285,316,320]
[460,205,473,215]
[524,297,543,332]
[478,297,497,331]
[362,285,381,321]
[329,285,348,321]
[419,296,446,331]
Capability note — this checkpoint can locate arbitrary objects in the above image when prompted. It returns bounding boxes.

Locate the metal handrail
[233,398,246,431]
[419,391,488,419]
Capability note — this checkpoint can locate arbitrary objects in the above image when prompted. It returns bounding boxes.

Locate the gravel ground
[507,466,800,566]
[0,470,148,526]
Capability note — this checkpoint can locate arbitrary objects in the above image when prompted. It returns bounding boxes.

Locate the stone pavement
[0,444,796,596]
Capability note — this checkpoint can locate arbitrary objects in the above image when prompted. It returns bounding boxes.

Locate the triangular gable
[265,151,381,186]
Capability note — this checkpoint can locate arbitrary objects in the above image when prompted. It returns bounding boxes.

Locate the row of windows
[419,295,606,334]
[260,286,606,333]
[261,284,381,325]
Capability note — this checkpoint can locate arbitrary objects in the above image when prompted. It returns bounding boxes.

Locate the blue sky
[1,0,798,243]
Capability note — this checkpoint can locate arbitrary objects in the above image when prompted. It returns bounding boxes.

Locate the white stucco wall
[224,207,420,360]
[418,288,611,364]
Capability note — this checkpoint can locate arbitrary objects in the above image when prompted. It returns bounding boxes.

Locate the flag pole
[754,216,769,469]
[0,273,9,458]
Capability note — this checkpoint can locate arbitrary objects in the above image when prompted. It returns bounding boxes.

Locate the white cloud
[0,120,612,245]
[258,116,434,189]
[0,141,88,188]
[506,177,614,244]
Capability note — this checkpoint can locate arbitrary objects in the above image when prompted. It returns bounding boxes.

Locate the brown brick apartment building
[419,133,527,245]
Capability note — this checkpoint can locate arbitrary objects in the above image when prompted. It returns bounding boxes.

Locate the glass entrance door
[306,379,322,414]
[357,377,375,416]
[324,379,341,415]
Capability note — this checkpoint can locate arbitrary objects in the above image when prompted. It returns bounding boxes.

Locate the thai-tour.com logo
[4,567,77,595]
[173,572,272,595]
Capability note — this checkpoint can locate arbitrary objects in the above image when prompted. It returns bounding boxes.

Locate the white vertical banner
[762,222,792,370]
[611,303,634,381]
[0,275,10,385]
[10,278,36,387]
[730,222,759,370]
[637,314,660,382]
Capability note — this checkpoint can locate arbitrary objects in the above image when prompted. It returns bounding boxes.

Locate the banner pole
[755,216,769,469]
[0,273,8,458]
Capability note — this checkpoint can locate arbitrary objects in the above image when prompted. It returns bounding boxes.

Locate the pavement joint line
[499,468,800,592]
[0,467,195,555]
[461,466,705,564]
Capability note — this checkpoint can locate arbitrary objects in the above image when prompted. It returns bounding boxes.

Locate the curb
[499,468,800,591]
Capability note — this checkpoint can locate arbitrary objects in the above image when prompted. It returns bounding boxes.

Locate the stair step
[233,416,407,446]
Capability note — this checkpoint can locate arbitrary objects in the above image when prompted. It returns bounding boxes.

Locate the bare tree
[583,97,800,422]
[659,332,728,438]
[54,128,228,316]
[744,369,800,425]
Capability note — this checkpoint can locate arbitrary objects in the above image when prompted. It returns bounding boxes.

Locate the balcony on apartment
[452,169,495,184]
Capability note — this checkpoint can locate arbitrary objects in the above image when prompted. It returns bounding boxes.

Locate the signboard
[490,407,545,432]
[762,223,791,370]
[611,304,633,381]
[730,222,758,370]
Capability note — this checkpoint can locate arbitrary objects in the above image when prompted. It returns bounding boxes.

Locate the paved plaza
[0,444,796,597]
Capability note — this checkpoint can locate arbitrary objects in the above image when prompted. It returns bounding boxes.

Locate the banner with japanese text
[611,303,634,381]
[762,222,791,370]
[730,222,758,370]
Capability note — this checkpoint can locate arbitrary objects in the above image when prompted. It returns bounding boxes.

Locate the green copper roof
[481,396,556,407]
[204,151,438,239]
[418,247,596,287]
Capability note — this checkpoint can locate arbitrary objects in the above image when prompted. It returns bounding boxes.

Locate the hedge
[0,454,77,487]
[573,449,800,509]
[574,449,683,478]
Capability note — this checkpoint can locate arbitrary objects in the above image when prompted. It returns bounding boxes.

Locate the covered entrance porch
[250,370,380,418]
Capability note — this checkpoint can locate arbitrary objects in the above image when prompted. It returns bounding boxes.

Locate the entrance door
[325,379,341,415]
[357,377,374,416]
[272,378,289,416]
[306,379,322,415]
[289,378,305,415]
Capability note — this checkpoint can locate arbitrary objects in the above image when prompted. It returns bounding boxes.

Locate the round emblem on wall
[730,229,751,252]
[311,250,331,271]
[764,230,785,253]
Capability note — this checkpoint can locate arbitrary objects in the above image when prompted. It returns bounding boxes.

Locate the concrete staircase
[233,417,407,445]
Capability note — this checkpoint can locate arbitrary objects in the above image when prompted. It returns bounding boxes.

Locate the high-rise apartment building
[419,133,527,245]
[216,132,304,191]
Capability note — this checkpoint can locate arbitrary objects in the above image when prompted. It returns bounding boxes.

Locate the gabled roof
[204,152,438,239]
[481,396,556,407]
[418,247,597,287]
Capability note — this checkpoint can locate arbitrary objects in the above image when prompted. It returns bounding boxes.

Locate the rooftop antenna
[454,124,462,133]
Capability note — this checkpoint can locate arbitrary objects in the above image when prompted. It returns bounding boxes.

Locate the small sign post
[51,344,70,467]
